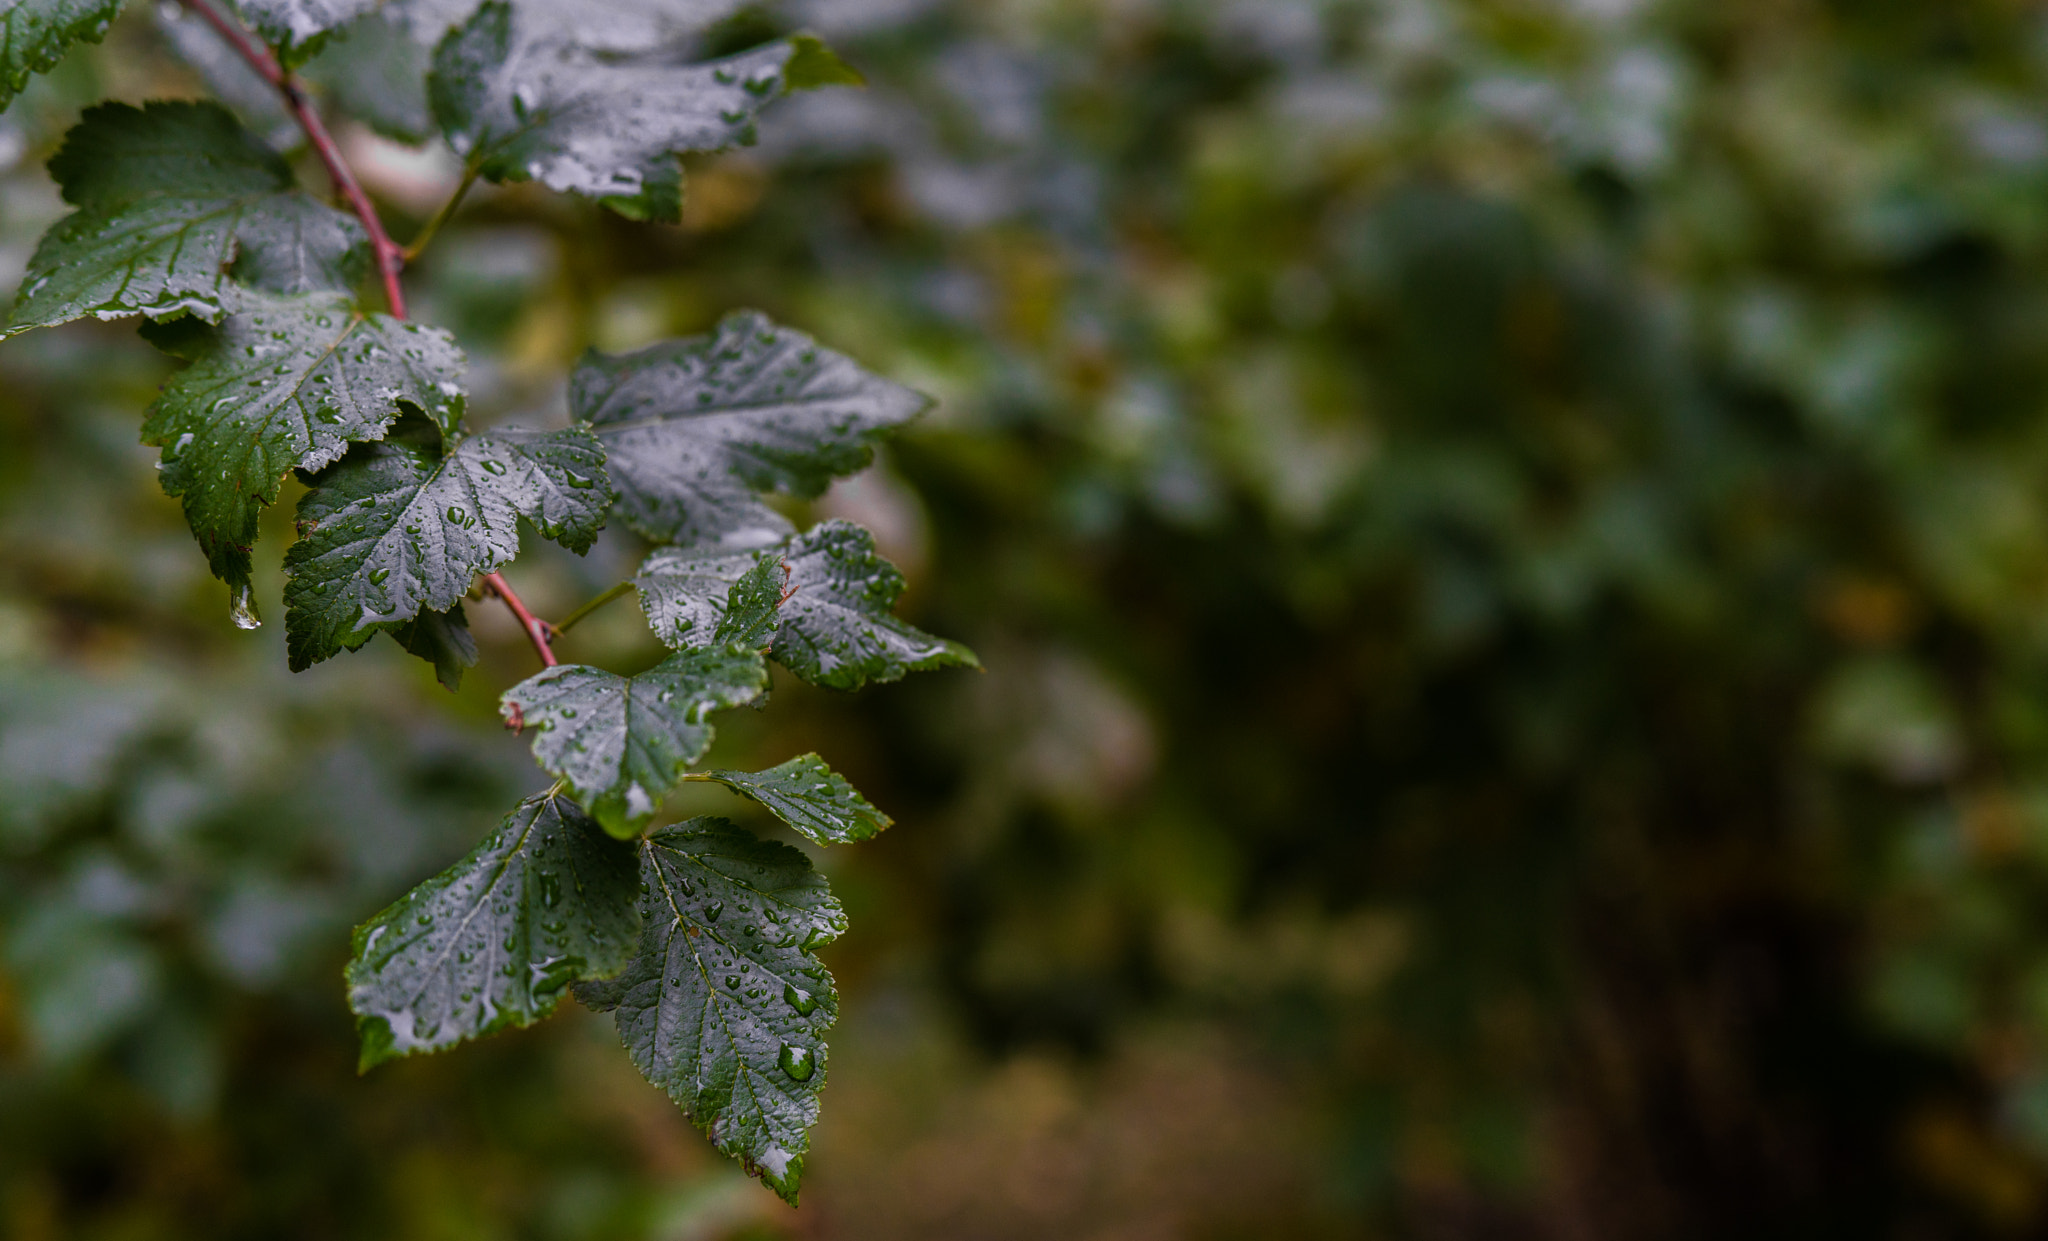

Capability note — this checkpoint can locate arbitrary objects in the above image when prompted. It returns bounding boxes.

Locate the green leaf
[575,311,929,546]
[635,546,786,650]
[502,647,770,838]
[0,0,124,114]
[6,101,367,336]
[575,818,843,1203]
[141,292,467,599]
[283,425,612,670]
[783,34,864,91]
[381,603,477,691]
[232,0,376,66]
[428,2,812,222]
[717,554,787,648]
[701,754,891,847]
[303,9,434,144]
[346,790,640,1071]
[774,520,977,690]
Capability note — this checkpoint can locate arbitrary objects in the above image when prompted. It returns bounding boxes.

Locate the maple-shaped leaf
[575,311,928,546]
[284,424,611,669]
[502,647,769,838]
[701,754,891,847]
[575,818,843,1204]
[347,790,640,1070]
[232,0,376,66]
[635,545,787,651]
[0,0,124,115]
[428,2,850,221]
[6,101,367,336]
[773,520,976,690]
[141,291,466,604]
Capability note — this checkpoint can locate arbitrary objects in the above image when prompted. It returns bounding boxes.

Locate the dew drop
[778,1043,816,1082]
[229,584,261,630]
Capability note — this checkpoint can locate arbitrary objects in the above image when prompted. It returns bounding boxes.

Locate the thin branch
[553,581,636,636]
[183,0,565,669]
[482,573,559,668]
[404,167,480,262]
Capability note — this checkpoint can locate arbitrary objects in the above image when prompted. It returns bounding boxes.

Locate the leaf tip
[354,1015,400,1075]
[784,35,864,92]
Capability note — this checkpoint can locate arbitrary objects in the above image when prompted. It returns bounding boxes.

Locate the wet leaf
[141,291,465,600]
[502,647,769,838]
[773,520,977,690]
[347,791,640,1070]
[701,754,891,846]
[576,311,928,546]
[6,101,367,335]
[576,818,844,1204]
[635,545,786,650]
[429,2,830,221]
[284,425,611,669]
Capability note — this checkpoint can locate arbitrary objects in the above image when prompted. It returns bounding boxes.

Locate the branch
[183,0,565,669]
[482,573,560,668]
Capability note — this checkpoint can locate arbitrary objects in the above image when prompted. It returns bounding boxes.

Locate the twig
[482,573,559,668]
[553,581,636,636]
[405,167,480,261]
[185,0,563,668]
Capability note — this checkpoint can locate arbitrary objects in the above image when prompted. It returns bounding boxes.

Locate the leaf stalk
[482,572,559,668]
[552,581,635,636]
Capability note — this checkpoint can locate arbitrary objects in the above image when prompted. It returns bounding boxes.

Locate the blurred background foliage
[15,0,2048,1236]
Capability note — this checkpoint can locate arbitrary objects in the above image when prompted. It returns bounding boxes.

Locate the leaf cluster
[0,0,957,1204]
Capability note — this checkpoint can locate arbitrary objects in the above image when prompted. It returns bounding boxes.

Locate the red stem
[184,0,562,669]
[482,573,559,668]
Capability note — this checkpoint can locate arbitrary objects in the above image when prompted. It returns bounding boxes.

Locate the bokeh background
[11,0,2048,1235]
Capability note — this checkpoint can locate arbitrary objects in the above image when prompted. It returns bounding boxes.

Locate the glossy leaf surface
[576,818,843,1203]
[283,426,611,669]
[346,791,639,1069]
[6,101,365,335]
[702,754,892,846]
[774,520,977,690]
[576,311,928,545]
[429,2,808,221]
[635,545,785,650]
[502,647,769,837]
[142,292,466,595]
